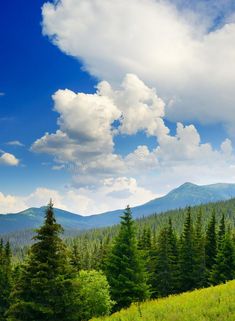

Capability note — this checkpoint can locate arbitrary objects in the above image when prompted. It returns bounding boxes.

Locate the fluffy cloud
[0,152,20,166]
[98,74,168,137]
[31,74,166,179]
[0,178,157,215]
[32,88,121,164]
[124,123,235,192]
[32,74,235,194]
[0,192,26,214]
[42,0,235,133]
[156,123,216,164]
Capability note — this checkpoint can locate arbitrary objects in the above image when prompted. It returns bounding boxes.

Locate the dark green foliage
[210,233,235,285]
[106,206,150,310]
[179,207,196,292]
[93,237,112,271]
[193,210,206,288]
[138,227,152,250]
[7,201,74,321]
[70,243,82,272]
[218,213,226,249]
[151,219,179,297]
[205,211,217,279]
[151,228,172,297]
[138,227,152,284]
[167,219,180,293]
[150,228,169,297]
[1,199,235,319]
[0,240,12,321]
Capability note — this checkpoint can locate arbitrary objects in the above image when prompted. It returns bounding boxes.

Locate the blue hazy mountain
[1,182,235,234]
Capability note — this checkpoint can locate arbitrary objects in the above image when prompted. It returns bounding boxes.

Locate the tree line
[0,203,235,320]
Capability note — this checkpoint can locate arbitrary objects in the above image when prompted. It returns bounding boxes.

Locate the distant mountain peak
[1,182,235,235]
[180,182,197,187]
[167,182,198,195]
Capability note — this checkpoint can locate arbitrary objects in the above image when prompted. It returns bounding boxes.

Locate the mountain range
[1,182,235,235]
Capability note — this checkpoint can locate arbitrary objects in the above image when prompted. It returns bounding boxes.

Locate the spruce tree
[93,237,111,271]
[218,213,226,249]
[178,207,195,292]
[0,241,12,321]
[193,210,206,288]
[205,210,217,278]
[151,227,171,297]
[210,233,235,285]
[138,227,152,251]
[138,226,152,282]
[167,219,179,294]
[105,206,149,311]
[7,201,74,321]
[150,219,179,298]
[70,243,82,272]
[0,239,3,263]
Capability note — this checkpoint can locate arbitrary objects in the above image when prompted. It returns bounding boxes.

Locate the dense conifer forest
[0,199,235,320]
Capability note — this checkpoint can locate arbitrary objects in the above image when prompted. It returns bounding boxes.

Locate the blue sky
[1,0,235,214]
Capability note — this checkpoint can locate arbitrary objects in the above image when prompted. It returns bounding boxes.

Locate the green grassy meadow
[91,280,235,321]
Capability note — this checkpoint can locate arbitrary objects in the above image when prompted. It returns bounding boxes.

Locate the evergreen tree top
[120,205,134,227]
[34,200,63,242]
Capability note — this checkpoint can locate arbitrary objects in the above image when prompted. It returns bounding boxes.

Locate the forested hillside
[2,182,235,235]
[4,197,235,260]
[1,200,235,320]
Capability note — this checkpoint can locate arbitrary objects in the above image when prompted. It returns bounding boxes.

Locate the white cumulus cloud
[0,178,157,215]
[31,74,235,199]
[42,0,235,133]
[31,74,166,180]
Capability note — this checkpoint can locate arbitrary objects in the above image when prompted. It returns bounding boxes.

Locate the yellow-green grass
[91,281,235,321]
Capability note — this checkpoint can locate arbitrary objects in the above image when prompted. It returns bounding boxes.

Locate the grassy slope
[91,281,235,321]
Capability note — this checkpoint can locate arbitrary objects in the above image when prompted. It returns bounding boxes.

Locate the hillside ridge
[1,181,235,234]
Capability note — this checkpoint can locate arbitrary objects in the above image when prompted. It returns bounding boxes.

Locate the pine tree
[138,227,152,251]
[7,201,74,321]
[178,207,196,292]
[210,233,235,285]
[151,227,171,297]
[167,219,179,294]
[70,243,82,272]
[93,237,111,271]
[205,210,217,279]
[0,239,3,263]
[0,241,12,321]
[150,219,179,298]
[138,226,152,283]
[218,213,226,249]
[193,210,206,288]
[105,206,150,311]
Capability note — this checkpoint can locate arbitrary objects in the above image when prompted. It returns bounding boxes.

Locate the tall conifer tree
[7,201,74,321]
[193,210,206,288]
[167,219,179,293]
[218,213,226,249]
[106,206,149,310]
[0,241,12,321]
[70,243,82,272]
[210,233,235,285]
[151,227,170,297]
[205,210,217,279]
[178,207,195,292]
[150,219,179,297]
